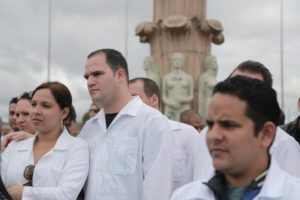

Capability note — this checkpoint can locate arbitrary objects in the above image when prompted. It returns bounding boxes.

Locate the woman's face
[16,99,35,133]
[31,89,67,134]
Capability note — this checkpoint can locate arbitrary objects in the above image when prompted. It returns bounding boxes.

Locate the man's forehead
[9,103,17,109]
[86,53,107,66]
[209,93,247,119]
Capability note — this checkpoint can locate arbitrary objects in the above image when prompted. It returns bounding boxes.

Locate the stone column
[136,0,224,116]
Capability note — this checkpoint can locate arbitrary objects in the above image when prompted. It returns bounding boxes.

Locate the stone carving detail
[136,0,224,116]
[198,55,218,118]
[162,53,193,121]
[143,56,161,88]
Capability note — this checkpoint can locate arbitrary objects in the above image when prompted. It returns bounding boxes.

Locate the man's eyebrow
[84,70,103,79]
[217,119,242,127]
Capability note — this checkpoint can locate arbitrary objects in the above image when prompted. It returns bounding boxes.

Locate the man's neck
[225,156,269,187]
[104,92,132,114]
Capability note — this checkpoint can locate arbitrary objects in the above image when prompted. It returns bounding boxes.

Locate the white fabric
[79,96,174,200]
[171,158,300,200]
[168,120,201,191]
[194,127,300,180]
[1,128,89,200]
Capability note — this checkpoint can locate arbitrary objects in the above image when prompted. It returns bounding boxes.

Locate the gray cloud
[0,0,299,123]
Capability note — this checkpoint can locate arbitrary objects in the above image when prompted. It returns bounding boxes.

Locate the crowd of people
[0,48,300,200]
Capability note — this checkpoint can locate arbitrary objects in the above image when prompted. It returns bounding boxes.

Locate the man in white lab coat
[129,77,200,191]
[194,60,300,180]
[80,49,174,200]
[172,76,300,200]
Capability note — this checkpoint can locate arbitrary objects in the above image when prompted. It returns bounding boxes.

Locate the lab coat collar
[256,158,285,199]
[15,128,72,151]
[168,120,181,131]
[90,96,143,130]
[52,128,73,151]
[117,96,143,117]
[183,180,214,199]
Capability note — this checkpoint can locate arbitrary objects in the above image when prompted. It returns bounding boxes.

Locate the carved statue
[162,53,194,121]
[135,0,225,112]
[198,55,218,118]
[143,56,161,88]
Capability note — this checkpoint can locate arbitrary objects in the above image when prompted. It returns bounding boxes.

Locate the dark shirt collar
[204,165,269,199]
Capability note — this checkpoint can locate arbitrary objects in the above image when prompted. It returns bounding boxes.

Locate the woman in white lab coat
[1,81,89,200]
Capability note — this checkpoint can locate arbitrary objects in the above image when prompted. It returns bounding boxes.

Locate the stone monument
[198,55,218,118]
[136,0,224,116]
[143,56,161,88]
[162,52,193,120]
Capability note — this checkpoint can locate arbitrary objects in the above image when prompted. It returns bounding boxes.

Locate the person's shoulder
[65,131,89,149]
[172,180,210,200]
[178,122,198,132]
[273,127,298,144]
[174,121,199,136]
[11,136,34,149]
[139,102,163,116]
[271,166,300,198]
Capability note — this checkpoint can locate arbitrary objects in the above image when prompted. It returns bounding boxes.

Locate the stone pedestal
[136,0,224,116]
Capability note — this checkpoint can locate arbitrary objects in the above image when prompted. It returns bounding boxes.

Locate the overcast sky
[0,0,299,123]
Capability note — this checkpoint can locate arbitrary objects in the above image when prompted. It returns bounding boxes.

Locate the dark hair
[180,109,203,124]
[229,60,273,87]
[213,76,280,136]
[17,92,33,102]
[88,48,129,82]
[129,77,161,105]
[32,81,75,127]
[9,97,18,105]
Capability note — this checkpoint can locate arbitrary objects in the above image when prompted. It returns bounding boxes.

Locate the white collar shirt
[1,128,89,200]
[80,96,174,200]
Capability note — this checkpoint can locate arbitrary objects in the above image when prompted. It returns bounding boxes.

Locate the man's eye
[24,112,30,116]
[219,121,241,128]
[206,120,214,128]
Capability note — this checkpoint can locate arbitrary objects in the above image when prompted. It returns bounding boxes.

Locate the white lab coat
[171,158,300,200]
[168,120,200,191]
[79,96,174,200]
[1,128,89,200]
[194,127,300,180]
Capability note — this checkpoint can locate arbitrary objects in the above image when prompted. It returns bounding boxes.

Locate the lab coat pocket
[108,137,138,175]
[172,150,187,181]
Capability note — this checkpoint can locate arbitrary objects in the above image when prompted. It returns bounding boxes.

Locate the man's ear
[115,68,126,81]
[260,122,276,148]
[150,94,160,110]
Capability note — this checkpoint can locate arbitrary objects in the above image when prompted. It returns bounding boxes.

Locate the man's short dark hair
[229,60,273,87]
[129,77,161,105]
[17,92,32,102]
[213,76,280,136]
[88,48,129,82]
[180,109,203,124]
[9,97,18,105]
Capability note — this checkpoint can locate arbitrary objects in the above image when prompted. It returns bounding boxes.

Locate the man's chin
[92,98,103,105]
[212,160,230,173]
